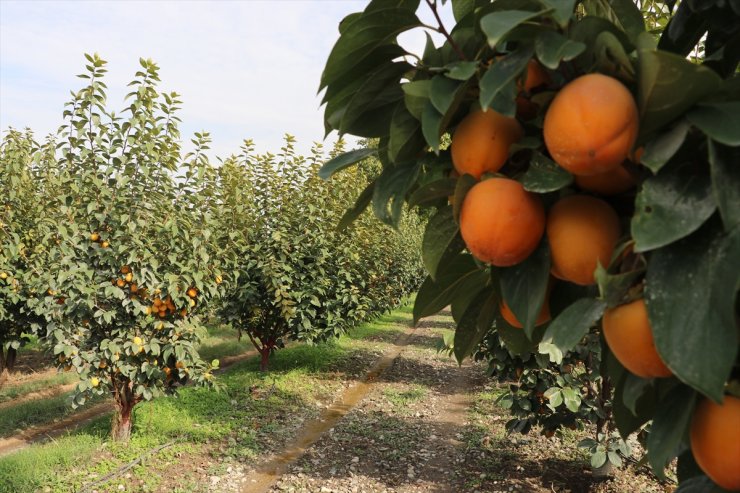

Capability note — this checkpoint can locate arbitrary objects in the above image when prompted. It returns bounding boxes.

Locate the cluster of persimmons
[451,62,739,490]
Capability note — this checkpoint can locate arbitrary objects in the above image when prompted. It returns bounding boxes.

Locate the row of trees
[318,0,739,491]
[0,55,425,440]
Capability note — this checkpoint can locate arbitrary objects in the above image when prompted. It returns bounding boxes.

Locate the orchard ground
[0,304,666,492]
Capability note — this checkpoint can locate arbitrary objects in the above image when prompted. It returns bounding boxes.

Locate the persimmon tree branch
[425,0,468,61]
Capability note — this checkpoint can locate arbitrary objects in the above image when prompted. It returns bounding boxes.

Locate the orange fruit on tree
[500,299,550,328]
[460,177,545,266]
[546,195,621,285]
[602,299,672,378]
[516,60,550,120]
[451,109,523,179]
[101,240,110,248]
[543,73,639,176]
[116,279,126,288]
[186,287,198,299]
[690,395,740,491]
[120,265,131,275]
[574,163,636,195]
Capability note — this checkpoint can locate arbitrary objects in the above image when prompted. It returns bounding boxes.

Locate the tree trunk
[5,347,17,373]
[111,377,137,442]
[259,346,271,372]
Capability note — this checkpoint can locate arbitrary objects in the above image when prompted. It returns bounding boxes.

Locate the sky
[0,0,454,160]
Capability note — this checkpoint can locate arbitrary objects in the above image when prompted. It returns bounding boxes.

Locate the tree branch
[425,0,467,61]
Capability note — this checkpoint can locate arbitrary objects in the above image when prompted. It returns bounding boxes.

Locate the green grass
[0,391,107,438]
[383,384,427,410]
[0,372,77,403]
[0,304,414,493]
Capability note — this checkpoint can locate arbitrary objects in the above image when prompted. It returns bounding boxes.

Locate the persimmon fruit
[460,177,545,267]
[451,109,523,179]
[690,395,740,491]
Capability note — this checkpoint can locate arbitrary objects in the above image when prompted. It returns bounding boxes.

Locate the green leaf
[451,173,477,223]
[591,451,607,469]
[534,30,585,70]
[372,162,420,227]
[640,119,691,174]
[562,387,581,413]
[320,8,421,91]
[637,36,722,138]
[539,298,606,357]
[632,161,716,252]
[687,102,740,147]
[408,177,456,207]
[646,222,740,403]
[446,61,479,81]
[339,62,410,137]
[539,0,576,27]
[338,181,375,230]
[413,254,489,325]
[451,0,475,22]
[319,148,377,180]
[594,253,646,308]
[521,151,573,193]
[388,104,425,163]
[403,80,431,120]
[647,384,696,480]
[500,239,550,337]
[454,290,498,364]
[430,76,461,116]
[708,141,740,231]
[612,371,655,438]
[607,0,645,43]
[422,102,443,152]
[675,475,730,493]
[422,207,464,280]
[479,46,534,112]
[480,10,543,49]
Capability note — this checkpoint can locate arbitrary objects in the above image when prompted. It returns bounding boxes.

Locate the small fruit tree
[318,0,739,489]
[43,54,221,441]
[0,129,56,382]
[216,137,424,371]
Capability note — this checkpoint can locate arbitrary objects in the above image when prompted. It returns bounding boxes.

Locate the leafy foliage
[318,0,740,486]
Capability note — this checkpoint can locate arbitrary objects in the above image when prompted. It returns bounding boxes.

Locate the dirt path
[218,309,488,493]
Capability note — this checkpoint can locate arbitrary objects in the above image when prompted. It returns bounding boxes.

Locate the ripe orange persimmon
[574,164,636,195]
[546,195,620,285]
[602,299,672,378]
[451,109,523,179]
[500,300,551,328]
[543,73,638,176]
[460,177,545,266]
[186,287,198,299]
[690,395,740,491]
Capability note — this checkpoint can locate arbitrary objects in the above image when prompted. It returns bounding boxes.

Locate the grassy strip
[0,305,414,493]
[0,373,77,404]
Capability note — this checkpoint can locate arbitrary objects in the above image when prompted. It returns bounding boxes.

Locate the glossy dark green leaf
[534,30,585,70]
[340,62,410,136]
[452,173,477,222]
[594,256,646,308]
[498,319,544,355]
[607,0,645,43]
[430,76,461,115]
[480,10,543,49]
[647,384,696,480]
[539,298,606,357]
[500,239,550,338]
[408,177,457,207]
[372,162,420,227]
[675,475,729,493]
[687,102,740,146]
[422,207,463,280]
[637,35,722,138]
[521,151,573,193]
[640,119,690,174]
[446,61,479,81]
[422,102,443,152]
[451,0,476,22]
[479,46,534,111]
[539,0,576,27]
[413,254,490,325]
[388,103,425,163]
[403,80,431,120]
[454,289,498,364]
[422,32,443,67]
[632,161,716,252]
[708,141,740,230]
[337,180,375,230]
[676,449,704,483]
[593,30,635,79]
[646,223,740,403]
[658,1,708,57]
[320,8,421,91]
[319,148,377,180]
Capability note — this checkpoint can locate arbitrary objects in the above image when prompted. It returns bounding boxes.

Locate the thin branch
[425,0,467,61]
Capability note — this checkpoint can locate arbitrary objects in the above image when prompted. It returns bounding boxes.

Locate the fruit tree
[318,0,739,489]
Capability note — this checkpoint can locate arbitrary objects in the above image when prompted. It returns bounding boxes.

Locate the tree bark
[259,346,271,372]
[111,377,138,442]
[5,347,17,373]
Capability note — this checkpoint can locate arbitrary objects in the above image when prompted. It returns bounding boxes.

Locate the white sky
[0,0,454,159]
